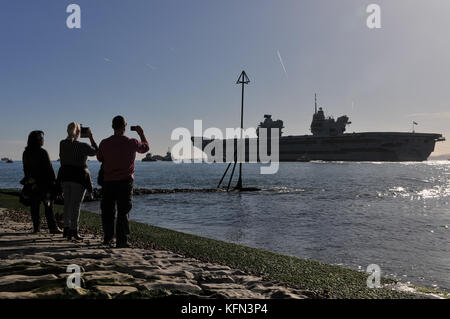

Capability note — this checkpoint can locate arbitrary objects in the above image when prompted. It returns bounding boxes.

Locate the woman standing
[58,122,98,240]
[22,131,62,234]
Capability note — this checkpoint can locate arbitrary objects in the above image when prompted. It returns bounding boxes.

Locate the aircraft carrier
[193,98,445,162]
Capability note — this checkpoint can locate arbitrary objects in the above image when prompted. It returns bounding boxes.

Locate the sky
[1,0,450,160]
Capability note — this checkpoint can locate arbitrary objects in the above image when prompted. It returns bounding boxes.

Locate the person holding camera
[97,115,149,248]
[22,131,62,234]
[58,122,98,240]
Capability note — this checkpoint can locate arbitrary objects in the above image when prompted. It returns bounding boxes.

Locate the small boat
[6,159,13,163]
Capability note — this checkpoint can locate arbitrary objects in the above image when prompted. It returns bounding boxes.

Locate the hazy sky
[1,0,450,160]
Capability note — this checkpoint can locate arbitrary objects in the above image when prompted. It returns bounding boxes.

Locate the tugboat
[193,95,445,162]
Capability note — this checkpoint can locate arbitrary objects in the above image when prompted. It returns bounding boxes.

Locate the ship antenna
[315,93,317,114]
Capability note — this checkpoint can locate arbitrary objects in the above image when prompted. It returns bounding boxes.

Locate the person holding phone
[97,115,149,248]
[58,122,98,240]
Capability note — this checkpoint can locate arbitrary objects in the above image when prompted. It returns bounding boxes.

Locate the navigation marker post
[217,71,259,192]
[235,71,250,190]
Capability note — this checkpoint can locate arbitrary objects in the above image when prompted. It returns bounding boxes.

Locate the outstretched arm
[84,128,99,156]
[134,126,150,154]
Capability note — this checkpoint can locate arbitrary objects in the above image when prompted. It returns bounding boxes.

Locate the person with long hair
[58,122,98,240]
[22,131,62,233]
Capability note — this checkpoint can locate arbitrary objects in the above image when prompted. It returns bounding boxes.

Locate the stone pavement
[0,208,310,299]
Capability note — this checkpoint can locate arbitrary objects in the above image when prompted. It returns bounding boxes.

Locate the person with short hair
[22,131,62,234]
[97,116,149,248]
[58,122,98,240]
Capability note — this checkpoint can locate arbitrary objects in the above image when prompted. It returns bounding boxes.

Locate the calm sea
[1,160,449,291]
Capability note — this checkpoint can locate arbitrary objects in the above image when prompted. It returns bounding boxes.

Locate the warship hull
[194,132,444,162]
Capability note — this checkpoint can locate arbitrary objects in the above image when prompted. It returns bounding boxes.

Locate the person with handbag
[22,131,62,234]
[58,122,98,240]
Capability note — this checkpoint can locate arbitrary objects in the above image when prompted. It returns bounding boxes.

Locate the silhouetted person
[97,116,149,248]
[22,131,62,234]
[58,122,98,240]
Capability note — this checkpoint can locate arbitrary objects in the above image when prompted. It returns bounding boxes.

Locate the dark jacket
[57,165,93,192]
[57,139,97,192]
[22,148,57,198]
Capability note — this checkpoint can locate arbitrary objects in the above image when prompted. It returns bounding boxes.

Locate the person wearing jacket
[58,122,98,240]
[22,130,62,234]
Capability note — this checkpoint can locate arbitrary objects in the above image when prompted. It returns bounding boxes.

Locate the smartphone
[80,127,90,138]
[130,126,138,131]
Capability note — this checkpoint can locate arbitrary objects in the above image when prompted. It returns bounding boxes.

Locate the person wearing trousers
[58,122,98,240]
[22,131,62,234]
[97,116,149,248]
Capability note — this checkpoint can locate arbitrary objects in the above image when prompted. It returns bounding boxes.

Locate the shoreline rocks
[1,188,226,204]
[0,208,310,299]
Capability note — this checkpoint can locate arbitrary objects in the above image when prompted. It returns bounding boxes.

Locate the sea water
[1,160,449,291]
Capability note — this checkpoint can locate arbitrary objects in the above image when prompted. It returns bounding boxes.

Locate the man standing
[97,116,149,248]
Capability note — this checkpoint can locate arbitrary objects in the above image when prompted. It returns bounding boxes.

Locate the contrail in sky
[277,50,288,77]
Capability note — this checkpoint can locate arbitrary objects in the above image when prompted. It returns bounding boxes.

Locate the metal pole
[227,160,238,191]
[236,80,244,189]
[217,71,249,191]
[217,162,232,188]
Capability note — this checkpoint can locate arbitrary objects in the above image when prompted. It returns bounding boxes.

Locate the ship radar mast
[315,93,317,114]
